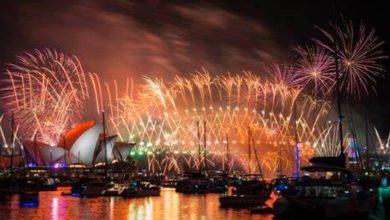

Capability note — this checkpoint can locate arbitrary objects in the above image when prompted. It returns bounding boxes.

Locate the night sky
[1,1,389,134]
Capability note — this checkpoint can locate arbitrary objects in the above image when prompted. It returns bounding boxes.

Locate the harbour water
[0,187,273,220]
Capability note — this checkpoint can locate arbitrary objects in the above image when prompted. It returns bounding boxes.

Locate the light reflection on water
[0,187,273,220]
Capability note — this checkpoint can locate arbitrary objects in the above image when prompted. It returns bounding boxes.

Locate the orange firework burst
[0,49,89,145]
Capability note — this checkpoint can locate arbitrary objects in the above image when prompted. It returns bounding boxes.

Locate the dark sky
[0,0,389,134]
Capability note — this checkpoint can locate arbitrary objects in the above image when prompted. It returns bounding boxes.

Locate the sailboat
[176,121,227,194]
[219,127,272,207]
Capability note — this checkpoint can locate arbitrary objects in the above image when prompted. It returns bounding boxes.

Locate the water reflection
[19,193,39,208]
[1,187,272,220]
[51,198,58,220]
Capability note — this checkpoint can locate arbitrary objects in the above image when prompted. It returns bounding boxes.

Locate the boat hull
[219,195,268,207]
[273,195,376,218]
[121,189,160,197]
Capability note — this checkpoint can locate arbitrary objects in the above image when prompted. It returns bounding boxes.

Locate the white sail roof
[95,135,118,164]
[70,124,103,165]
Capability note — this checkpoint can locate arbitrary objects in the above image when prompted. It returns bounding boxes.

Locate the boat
[102,183,126,196]
[161,178,178,188]
[1,175,57,194]
[219,194,270,207]
[175,172,227,194]
[121,181,160,197]
[70,178,110,197]
[220,127,271,207]
[219,178,272,207]
[273,41,379,218]
[273,158,377,218]
[272,175,297,196]
[36,177,57,191]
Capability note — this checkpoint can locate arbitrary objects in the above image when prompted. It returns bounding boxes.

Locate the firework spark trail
[0,49,89,145]
[0,115,23,155]
[374,128,390,154]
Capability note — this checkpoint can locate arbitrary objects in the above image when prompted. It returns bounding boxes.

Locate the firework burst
[94,72,334,177]
[294,44,336,98]
[0,49,89,145]
[314,18,387,98]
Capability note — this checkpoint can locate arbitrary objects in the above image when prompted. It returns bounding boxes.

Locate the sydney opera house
[21,121,135,167]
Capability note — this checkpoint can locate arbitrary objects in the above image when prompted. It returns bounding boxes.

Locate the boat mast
[9,111,14,169]
[63,134,67,168]
[252,137,264,180]
[203,120,208,175]
[34,134,38,167]
[225,133,229,174]
[293,99,300,178]
[278,146,283,176]
[365,117,369,169]
[248,126,251,174]
[102,111,108,175]
[332,0,346,168]
[197,120,201,173]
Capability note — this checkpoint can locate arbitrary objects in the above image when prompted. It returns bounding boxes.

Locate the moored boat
[176,172,227,194]
[102,183,126,196]
[219,179,272,207]
[70,178,110,197]
[273,162,377,218]
[121,181,160,197]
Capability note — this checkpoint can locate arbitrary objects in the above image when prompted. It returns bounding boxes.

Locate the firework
[0,49,89,145]
[294,44,336,98]
[0,18,386,176]
[94,72,335,177]
[0,114,24,167]
[314,18,387,98]
[267,63,299,89]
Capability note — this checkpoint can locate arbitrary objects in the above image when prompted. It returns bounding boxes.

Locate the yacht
[273,156,377,218]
